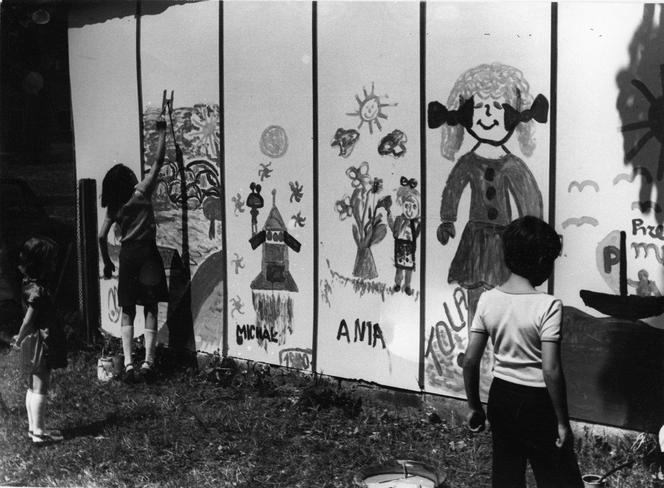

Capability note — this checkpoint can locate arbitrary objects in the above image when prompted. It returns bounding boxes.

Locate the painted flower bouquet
[334,161,388,279]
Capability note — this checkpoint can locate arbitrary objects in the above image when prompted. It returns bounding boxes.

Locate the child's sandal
[123,364,136,384]
[31,430,63,445]
[139,361,155,383]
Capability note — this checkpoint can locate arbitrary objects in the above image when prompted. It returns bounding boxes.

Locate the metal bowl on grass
[354,459,446,488]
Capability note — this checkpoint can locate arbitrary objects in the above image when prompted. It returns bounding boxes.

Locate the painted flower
[345,161,371,189]
[334,195,353,221]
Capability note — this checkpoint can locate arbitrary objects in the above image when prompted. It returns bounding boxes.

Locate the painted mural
[223,1,314,369]
[69,0,664,431]
[142,100,223,352]
[316,2,421,389]
[554,2,664,431]
[425,62,549,396]
[424,2,552,399]
[138,1,222,353]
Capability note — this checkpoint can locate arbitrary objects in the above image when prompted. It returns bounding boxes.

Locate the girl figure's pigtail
[439,63,538,161]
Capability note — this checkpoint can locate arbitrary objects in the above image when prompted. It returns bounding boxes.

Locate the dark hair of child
[101,163,139,215]
[19,237,58,282]
[502,215,562,287]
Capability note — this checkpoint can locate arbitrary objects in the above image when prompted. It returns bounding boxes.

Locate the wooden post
[77,178,101,344]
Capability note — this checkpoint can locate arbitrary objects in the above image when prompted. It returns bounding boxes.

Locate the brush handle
[599,460,634,482]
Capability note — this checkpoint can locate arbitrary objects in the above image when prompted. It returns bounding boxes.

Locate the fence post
[77,178,100,344]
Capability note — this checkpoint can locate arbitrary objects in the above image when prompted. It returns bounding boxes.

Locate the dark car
[0,177,76,343]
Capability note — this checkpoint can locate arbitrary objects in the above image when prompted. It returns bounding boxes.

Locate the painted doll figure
[386,177,421,296]
[628,269,662,297]
[429,62,547,325]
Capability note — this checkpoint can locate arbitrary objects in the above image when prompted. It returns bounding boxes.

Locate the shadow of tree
[616,4,664,225]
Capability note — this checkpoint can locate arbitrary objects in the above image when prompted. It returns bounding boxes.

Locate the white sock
[121,325,134,367]
[144,329,157,365]
[30,392,46,435]
[25,390,33,432]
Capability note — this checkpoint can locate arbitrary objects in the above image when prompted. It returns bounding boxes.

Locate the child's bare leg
[121,306,136,367]
[143,304,158,366]
[29,370,62,442]
[30,370,50,435]
[25,389,33,433]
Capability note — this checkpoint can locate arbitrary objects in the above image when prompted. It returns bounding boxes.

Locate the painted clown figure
[428,62,548,325]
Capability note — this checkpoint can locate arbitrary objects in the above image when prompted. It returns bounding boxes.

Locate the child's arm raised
[542,340,572,448]
[135,116,167,197]
[463,331,489,431]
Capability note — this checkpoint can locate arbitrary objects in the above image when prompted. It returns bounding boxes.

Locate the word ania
[336,319,386,349]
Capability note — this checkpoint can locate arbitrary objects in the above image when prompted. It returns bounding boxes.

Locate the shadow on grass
[62,407,160,440]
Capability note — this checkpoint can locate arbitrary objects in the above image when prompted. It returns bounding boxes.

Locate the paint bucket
[97,356,122,381]
[582,474,605,488]
[582,460,634,488]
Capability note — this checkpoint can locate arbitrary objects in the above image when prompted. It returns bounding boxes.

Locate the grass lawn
[0,345,660,488]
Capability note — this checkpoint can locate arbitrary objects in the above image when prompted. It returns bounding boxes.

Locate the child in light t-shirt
[463,215,583,488]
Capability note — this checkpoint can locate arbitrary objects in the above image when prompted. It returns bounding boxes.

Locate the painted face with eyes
[402,198,420,220]
[467,95,512,146]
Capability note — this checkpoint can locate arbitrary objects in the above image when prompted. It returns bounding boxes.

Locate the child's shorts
[118,240,168,307]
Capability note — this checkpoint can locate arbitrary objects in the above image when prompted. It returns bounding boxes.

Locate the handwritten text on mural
[425,287,468,375]
[236,324,279,345]
[279,348,313,369]
[336,319,386,349]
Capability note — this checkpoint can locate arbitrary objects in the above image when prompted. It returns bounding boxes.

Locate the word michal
[236,324,279,345]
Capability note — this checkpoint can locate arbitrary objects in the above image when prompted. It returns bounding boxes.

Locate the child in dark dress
[12,237,67,445]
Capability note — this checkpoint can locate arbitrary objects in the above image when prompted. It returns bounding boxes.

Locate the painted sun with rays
[621,65,664,180]
[346,82,397,134]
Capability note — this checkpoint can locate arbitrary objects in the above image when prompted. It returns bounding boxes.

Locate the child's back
[472,288,561,388]
[463,216,583,488]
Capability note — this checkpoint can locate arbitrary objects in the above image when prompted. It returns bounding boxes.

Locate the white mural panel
[68,8,146,337]
[140,1,222,352]
[317,1,421,389]
[224,1,314,369]
[424,2,552,398]
[556,3,664,329]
